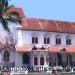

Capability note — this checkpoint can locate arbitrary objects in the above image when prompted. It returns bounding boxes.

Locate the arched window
[32,37,38,44]
[66,39,71,45]
[34,57,38,65]
[44,37,50,44]
[40,57,44,65]
[3,50,9,62]
[56,38,61,44]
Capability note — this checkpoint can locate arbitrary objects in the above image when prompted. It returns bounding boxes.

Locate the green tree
[0,0,22,64]
[0,0,21,32]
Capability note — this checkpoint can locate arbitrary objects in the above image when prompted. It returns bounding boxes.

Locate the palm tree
[0,0,21,32]
[0,0,22,65]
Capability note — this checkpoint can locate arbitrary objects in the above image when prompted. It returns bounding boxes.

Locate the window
[32,37,38,44]
[40,57,44,65]
[3,50,9,62]
[56,38,61,44]
[34,57,38,65]
[66,39,71,45]
[44,37,50,44]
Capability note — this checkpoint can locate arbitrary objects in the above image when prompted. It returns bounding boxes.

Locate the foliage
[0,0,21,32]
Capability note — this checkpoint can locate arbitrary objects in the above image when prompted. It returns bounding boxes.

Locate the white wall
[18,30,75,46]
[10,50,15,63]
[15,51,23,67]
[0,22,20,45]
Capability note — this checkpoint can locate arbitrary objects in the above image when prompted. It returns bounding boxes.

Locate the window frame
[32,37,38,44]
[44,37,50,44]
[66,38,71,45]
[40,57,44,65]
[56,38,61,44]
[34,57,38,65]
[3,50,10,62]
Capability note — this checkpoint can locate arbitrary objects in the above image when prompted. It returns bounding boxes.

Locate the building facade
[0,7,75,68]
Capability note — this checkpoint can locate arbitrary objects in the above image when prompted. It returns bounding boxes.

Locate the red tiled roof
[5,7,75,34]
[17,18,75,34]
[16,44,32,52]
[6,7,75,34]
[49,46,75,52]
[16,44,75,52]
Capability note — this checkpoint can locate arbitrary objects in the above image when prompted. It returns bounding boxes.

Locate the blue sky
[10,0,75,22]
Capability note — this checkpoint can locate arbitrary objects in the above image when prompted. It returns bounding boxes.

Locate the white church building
[0,7,75,68]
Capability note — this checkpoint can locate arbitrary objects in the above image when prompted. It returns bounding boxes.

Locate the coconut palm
[0,0,21,32]
[0,0,21,64]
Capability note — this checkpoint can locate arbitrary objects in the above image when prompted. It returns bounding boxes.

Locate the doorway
[57,53,62,66]
[23,53,30,65]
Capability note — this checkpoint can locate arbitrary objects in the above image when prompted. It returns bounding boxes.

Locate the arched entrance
[57,53,62,66]
[40,57,44,65]
[3,50,9,62]
[23,53,30,65]
[34,57,38,65]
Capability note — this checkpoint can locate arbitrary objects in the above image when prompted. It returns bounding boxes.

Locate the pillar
[15,51,19,67]
[17,30,23,46]
[38,52,40,67]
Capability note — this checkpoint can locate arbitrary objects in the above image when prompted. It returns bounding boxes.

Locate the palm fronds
[0,0,21,32]
[7,11,22,23]
[1,16,10,32]
[4,5,14,12]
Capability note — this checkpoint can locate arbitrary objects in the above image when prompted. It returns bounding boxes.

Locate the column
[38,52,40,67]
[44,54,47,67]
[68,53,70,66]
[31,52,34,66]
[55,53,58,66]
[17,30,23,46]
[15,51,19,67]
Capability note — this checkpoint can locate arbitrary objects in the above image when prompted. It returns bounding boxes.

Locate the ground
[0,72,75,75]
[12,72,75,75]
[23,73,75,75]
